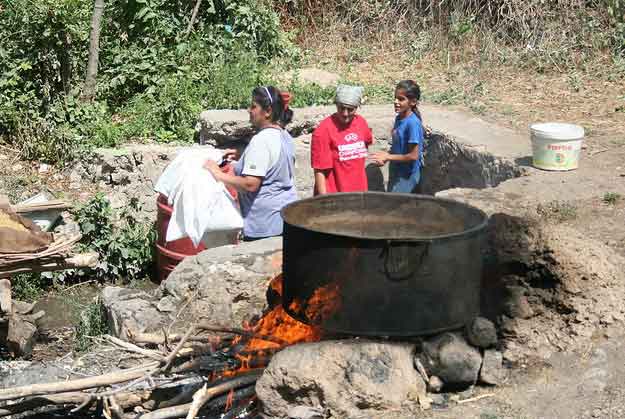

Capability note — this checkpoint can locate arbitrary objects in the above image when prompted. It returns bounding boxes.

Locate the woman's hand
[370,151,390,166]
[203,159,224,181]
[221,148,239,162]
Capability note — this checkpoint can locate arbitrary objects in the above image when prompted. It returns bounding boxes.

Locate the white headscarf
[335,84,364,107]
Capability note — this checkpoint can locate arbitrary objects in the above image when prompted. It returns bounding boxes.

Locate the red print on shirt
[311,114,373,194]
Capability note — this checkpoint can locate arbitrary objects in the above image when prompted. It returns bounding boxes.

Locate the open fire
[225,274,340,377]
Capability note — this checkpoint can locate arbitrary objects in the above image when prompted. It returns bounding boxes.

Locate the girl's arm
[314,169,330,195]
[370,144,419,165]
[204,160,262,192]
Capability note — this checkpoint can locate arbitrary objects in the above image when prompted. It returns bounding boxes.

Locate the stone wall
[69,144,182,220]
[419,132,525,194]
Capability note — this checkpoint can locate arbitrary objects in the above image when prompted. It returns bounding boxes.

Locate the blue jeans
[388,167,421,193]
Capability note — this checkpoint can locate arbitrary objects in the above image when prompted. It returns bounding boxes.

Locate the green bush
[0,0,294,160]
[10,273,48,302]
[73,194,155,282]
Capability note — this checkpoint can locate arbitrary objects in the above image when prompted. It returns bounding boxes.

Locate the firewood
[0,389,157,417]
[139,373,261,419]
[13,200,71,213]
[0,279,10,314]
[185,371,262,419]
[0,361,160,401]
[0,251,98,278]
[103,335,166,361]
[129,331,219,346]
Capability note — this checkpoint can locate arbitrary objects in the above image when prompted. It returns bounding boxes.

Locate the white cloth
[240,128,282,177]
[154,146,243,247]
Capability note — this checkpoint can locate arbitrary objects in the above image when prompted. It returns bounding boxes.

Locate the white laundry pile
[154,147,243,247]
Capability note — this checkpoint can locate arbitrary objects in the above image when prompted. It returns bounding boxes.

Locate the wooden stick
[103,335,165,362]
[0,235,81,260]
[14,201,71,213]
[129,332,210,346]
[457,393,495,404]
[0,252,98,278]
[0,279,11,313]
[0,361,160,402]
[161,327,198,372]
[196,323,289,347]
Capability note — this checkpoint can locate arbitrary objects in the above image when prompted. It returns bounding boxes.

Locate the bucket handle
[381,241,430,282]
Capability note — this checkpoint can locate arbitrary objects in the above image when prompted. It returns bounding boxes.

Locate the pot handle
[382,241,430,282]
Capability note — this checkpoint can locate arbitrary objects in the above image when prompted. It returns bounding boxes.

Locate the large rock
[197,111,326,146]
[417,333,482,389]
[465,317,498,349]
[479,349,505,386]
[159,237,283,331]
[6,315,38,358]
[256,340,426,419]
[101,287,169,340]
[101,238,283,340]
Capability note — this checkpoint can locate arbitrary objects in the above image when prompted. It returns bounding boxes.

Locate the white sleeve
[241,136,272,177]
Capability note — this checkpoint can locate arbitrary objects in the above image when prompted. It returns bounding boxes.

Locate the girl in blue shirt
[371,80,424,193]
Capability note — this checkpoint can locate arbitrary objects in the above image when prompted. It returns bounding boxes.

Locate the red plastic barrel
[155,164,239,283]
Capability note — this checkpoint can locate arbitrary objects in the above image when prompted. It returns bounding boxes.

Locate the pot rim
[281,192,489,242]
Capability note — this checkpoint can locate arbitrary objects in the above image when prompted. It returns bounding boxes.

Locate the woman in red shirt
[311,85,374,195]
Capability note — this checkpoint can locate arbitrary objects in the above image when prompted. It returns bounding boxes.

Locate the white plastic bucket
[530,123,584,171]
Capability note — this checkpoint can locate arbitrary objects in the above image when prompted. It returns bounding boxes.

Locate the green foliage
[607,0,625,55]
[1,0,293,160]
[74,297,108,352]
[10,273,48,302]
[0,0,91,139]
[603,192,622,205]
[72,194,155,282]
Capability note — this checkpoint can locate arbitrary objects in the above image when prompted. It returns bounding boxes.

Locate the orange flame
[220,274,341,377]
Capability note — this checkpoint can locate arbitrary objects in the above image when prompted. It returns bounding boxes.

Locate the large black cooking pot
[281,192,489,336]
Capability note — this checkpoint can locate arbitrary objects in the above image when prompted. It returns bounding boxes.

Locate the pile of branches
[0,235,98,278]
[0,323,288,419]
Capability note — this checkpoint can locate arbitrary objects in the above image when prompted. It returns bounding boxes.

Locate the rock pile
[256,317,506,418]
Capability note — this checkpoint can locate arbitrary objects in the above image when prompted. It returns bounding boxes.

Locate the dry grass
[295,22,625,143]
[283,0,625,143]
